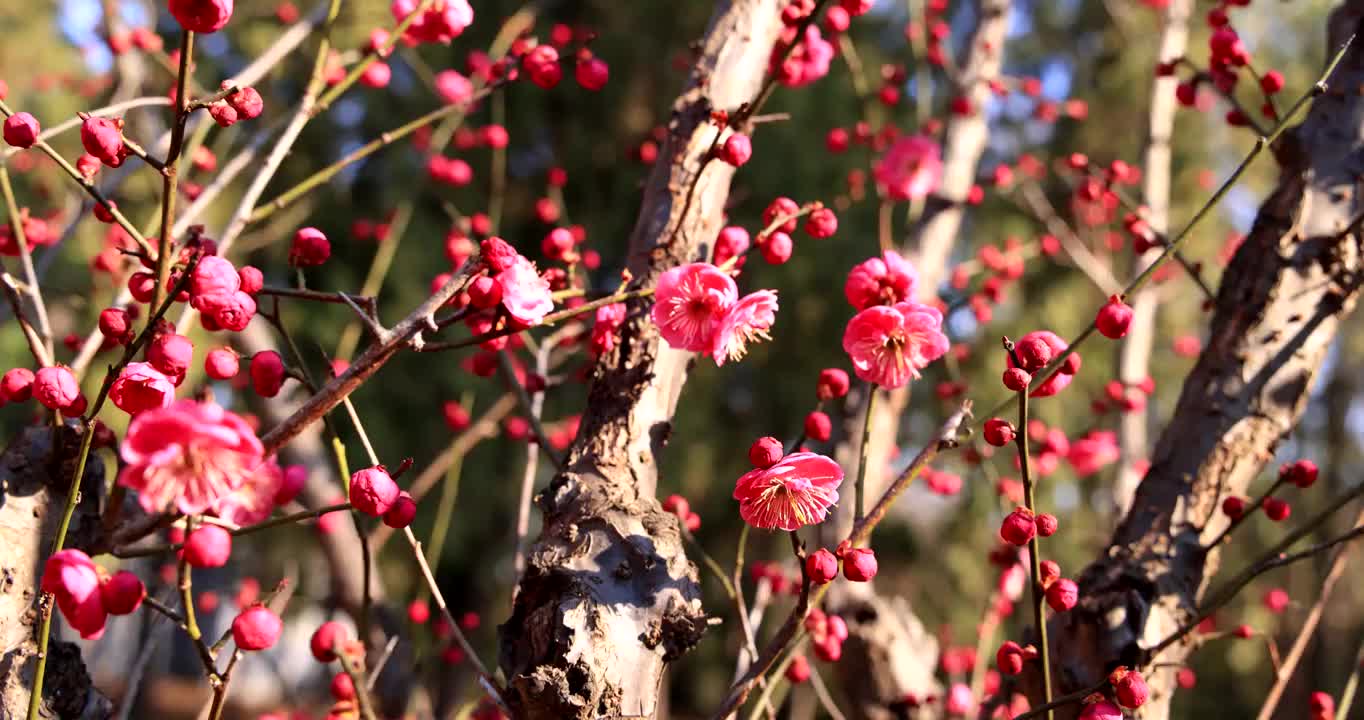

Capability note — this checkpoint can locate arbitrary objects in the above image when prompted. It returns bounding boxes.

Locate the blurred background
[2,0,1361,717]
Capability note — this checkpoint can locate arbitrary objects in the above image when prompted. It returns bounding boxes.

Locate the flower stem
[152,30,194,312]
[853,385,877,527]
[1006,339,1053,720]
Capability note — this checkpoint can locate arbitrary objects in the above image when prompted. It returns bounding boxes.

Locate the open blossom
[118,400,266,516]
[842,301,949,388]
[496,256,554,325]
[1068,430,1120,477]
[711,290,778,365]
[652,263,738,352]
[845,250,917,309]
[874,134,943,202]
[733,452,844,530]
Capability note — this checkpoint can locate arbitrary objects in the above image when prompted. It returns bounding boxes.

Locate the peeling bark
[0,424,112,719]
[497,2,781,717]
[1038,5,1364,717]
[821,2,1012,717]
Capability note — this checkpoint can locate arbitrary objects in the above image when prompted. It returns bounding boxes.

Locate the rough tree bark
[0,424,112,719]
[821,2,1011,717]
[1037,4,1364,717]
[1114,0,1193,515]
[496,2,781,718]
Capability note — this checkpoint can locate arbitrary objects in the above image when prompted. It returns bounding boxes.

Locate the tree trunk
[0,424,112,719]
[1114,0,1192,515]
[822,2,1012,717]
[497,2,781,718]
[1038,4,1364,717]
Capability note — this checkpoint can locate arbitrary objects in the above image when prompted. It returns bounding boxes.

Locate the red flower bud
[805,548,838,585]
[816,368,850,400]
[232,605,282,651]
[983,418,1015,447]
[250,350,286,397]
[804,411,832,442]
[382,491,417,528]
[184,525,232,568]
[1000,508,1035,546]
[310,621,349,662]
[349,466,400,517]
[1045,577,1078,612]
[100,570,146,615]
[1096,295,1134,339]
[842,547,878,582]
[748,436,784,469]
[1002,367,1031,392]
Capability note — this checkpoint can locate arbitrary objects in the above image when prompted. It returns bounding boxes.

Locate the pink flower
[652,263,738,352]
[773,26,834,87]
[392,0,472,45]
[844,250,918,309]
[169,0,234,33]
[733,452,844,530]
[196,290,257,331]
[1067,430,1119,477]
[873,134,943,202]
[118,400,266,516]
[214,458,284,525]
[41,549,107,640]
[435,70,474,105]
[1006,330,1079,397]
[589,303,627,355]
[109,362,176,415]
[191,256,241,299]
[945,683,975,716]
[710,290,778,365]
[842,301,949,388]
[496,256,553,325]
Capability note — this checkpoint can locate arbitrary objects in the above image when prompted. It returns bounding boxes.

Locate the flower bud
[34,366,79,410]
[816,368,850,400]
[100,570,145,615]
[184,525,232,568]
[719,133,753,167]
[1045,577,1078,612]
[310,621,348,662]
[1002,367,1031,392]
[232,605,282,651]
[250,350,286,397]
[205,348,240,380]
[1000,508,1035,546]
[1096,296,1134,339]
[3,112,40,149]
[748,436,784,469]
[289,227,331,267]
[842,547,878,582]
[805,548,838,585]
[804,411,832,442]
[983,418,1015,447]
[349,466,400,517]
[382,491,417,528]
